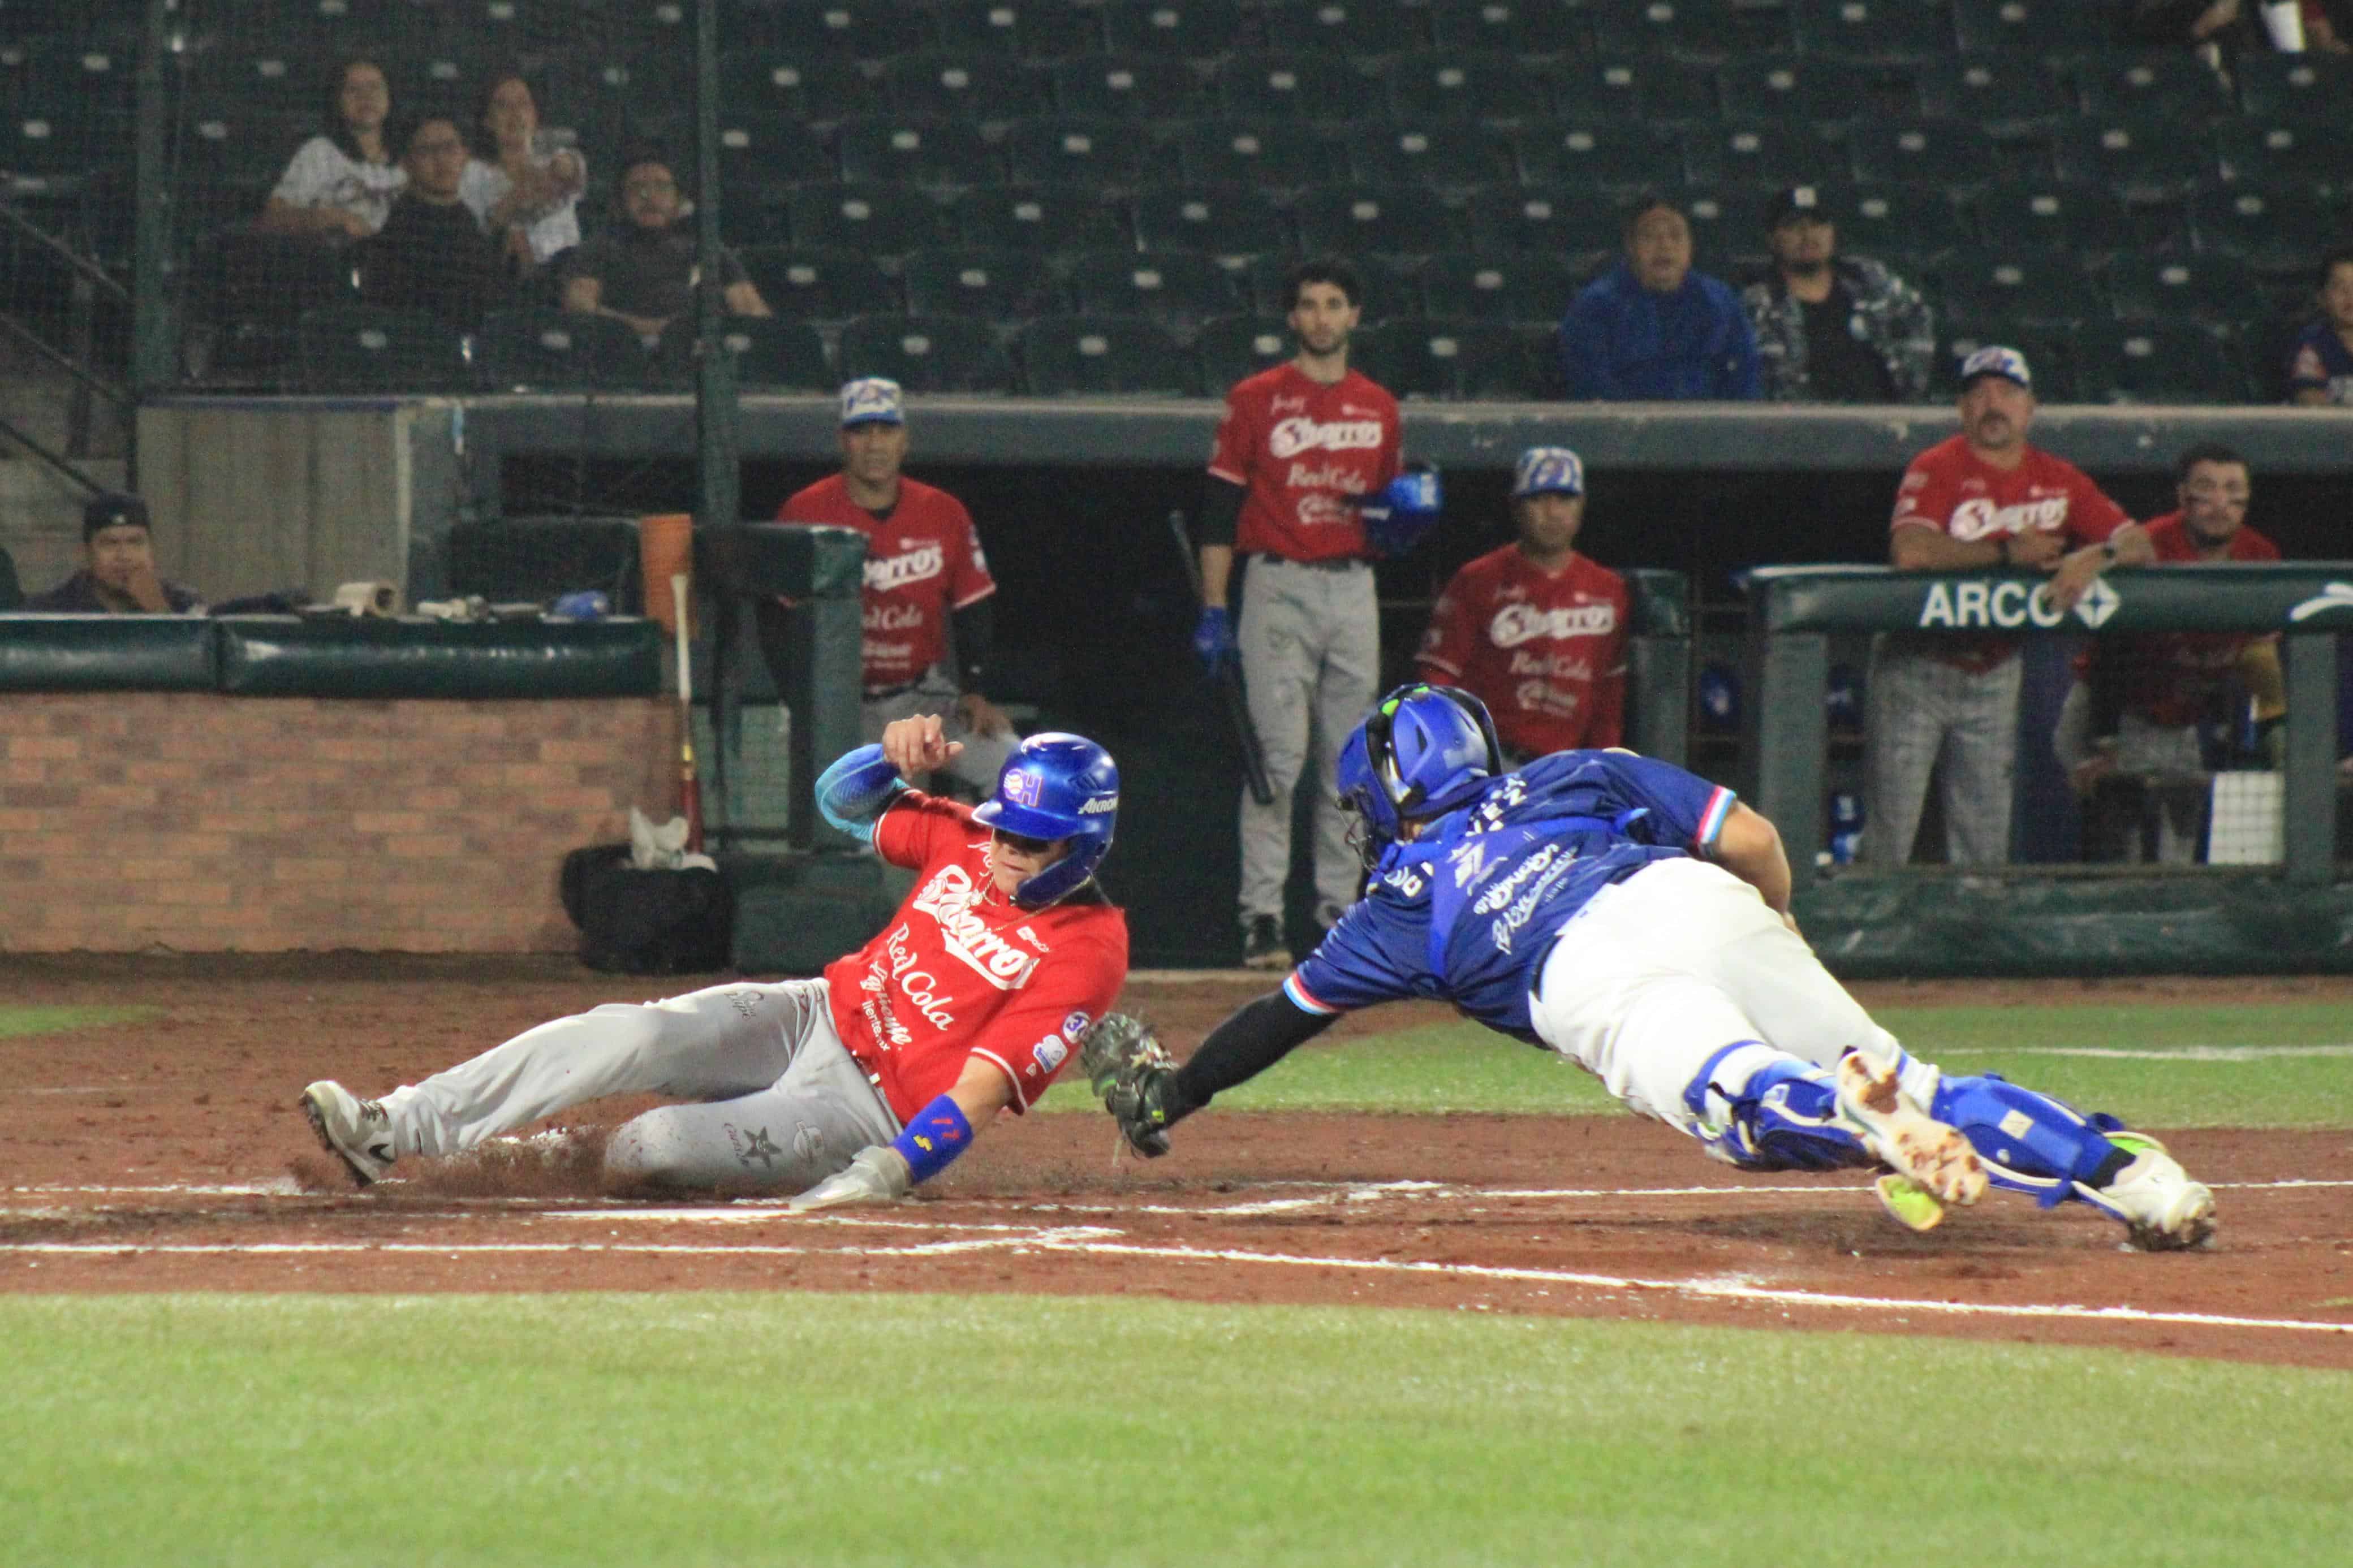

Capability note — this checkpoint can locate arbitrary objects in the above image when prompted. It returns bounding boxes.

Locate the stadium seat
[1514,121,1682,191]
[542,53,690,157]
[2072,51,2233,121]
[183,108,318,191]
[901,246,1065,321]
[476,309,649,391]
[1675,185,1765,275]
[1344,120,1516,188]
[189,226,361,336]
[1293,184,1466,258]
[2076,318,2249,404]
[737,246,897,322]
[2189,183,2337,280]
[1842,184,1973,264]
[2052,118,2213,203]
[738,0,934,57]
[715,317,833,390]
[1790,0,1952,62]
[1911,54,2069,141]
[1049,54,1205,119]
[191,50,317,119]
[880,50,1049,120]
[1716,57,1869,124]
[1687,120,1834,187]
[835,116,998,188]
[1236,251,1420,322]
[1845,117,2000,187]
[296,305,472,394]
[1560,54,1721,122]
[1351,319,1507,400]
[1195,312,1296,388]
[1,97,97,181]
[943,181,1131,251]
[1169,119,1339,187]
[837,312,1017,392]
[1131,183,1294,257]
[1018,314,1199,395]
[1382,50,1555,123]
[1418,250,1579,325]
[1429,0,1592,54]
[1261,0,1433,53]
[785,182,949,255]
[1939,252,2106,329]
[1969,182,2132,258]
[1100,0,1246,57]
[933,0,1106,58]
[717,51,882,122]
[2234,50,2353,120]
[1933,323,2081,400]
[1004,116,1149,188]
[1589,0,1775,60]
[1063,250,1240,327]
[717,115,833,203]
[2102,252,2265,328]
[1214,53,1377,118]
[2210,119,2353,188]
[1466,185,1622,264]
[1949,0,2119,56]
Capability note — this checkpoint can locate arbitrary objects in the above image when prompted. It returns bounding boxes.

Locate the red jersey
[1415,545,1628,758]
[2075,511,2280,729]
[1208,362,1401,563]
[823,793,1127,1121]
[1890,434,2132,671]
[777,474,997,694]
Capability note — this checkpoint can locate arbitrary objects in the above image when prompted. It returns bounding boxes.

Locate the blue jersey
[2286,322,2353,405]
[1286,751,1735,1040]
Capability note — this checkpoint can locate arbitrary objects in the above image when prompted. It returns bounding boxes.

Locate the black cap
[81,491,150,541]
[1764,185,1837,228]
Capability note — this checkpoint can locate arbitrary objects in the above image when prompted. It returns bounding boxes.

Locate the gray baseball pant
[2050,684,2207,863]
[376,978,900,1192]
[1236,556,1380,927]
[1861,638,2020,866]
[863,672,1018,795]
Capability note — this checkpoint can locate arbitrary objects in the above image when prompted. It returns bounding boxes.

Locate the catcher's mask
[972,732,1119,908]
[1335,682,1505,868]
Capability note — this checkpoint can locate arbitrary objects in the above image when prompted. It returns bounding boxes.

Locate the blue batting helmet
[971,732,1119,908]
[1335,683,1505,863]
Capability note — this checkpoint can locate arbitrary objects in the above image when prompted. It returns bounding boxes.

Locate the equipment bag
[558,844,734,975]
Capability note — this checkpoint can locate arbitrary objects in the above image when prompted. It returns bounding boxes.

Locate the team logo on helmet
[1001,768,1043,807]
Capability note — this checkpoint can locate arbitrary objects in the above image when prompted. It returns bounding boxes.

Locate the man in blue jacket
[1558,196,1759,400]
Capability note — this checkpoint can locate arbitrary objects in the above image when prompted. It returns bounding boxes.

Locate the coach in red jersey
[1863,345,2154,867]
[778,377,1016,797]
[2054,444,2285,862]
[1415,447,1628,762]
[1192,257,1402,970]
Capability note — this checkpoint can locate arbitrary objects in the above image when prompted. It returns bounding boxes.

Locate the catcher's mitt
[1080,1012,1184,1158]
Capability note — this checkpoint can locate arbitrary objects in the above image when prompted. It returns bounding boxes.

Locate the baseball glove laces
[1079,1012,1188,1158]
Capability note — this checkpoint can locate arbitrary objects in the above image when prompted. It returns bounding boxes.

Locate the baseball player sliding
[300,719,1128,1209]
[1086,683,2216,1251]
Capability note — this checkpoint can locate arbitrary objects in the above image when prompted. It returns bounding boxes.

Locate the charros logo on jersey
[1266,416,1384,460]
[1947,496,2069,542]
[912,864,1041,990]
[1487,601,1617,647]
[865,544,945,593]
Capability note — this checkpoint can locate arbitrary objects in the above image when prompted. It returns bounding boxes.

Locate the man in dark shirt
[24,492,205,614]
[559,149,769,345]
[1742,186,1933,404]
[356,114,508,334]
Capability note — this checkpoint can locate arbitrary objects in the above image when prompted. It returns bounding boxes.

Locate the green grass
[0,1005,161,1040]
[3,1294,2346,1568]
[1038,1001,2353,1128]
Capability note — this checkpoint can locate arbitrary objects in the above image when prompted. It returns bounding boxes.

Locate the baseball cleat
[300,1079,395,1186]
[1240,914,1289,971]
[1872,1173,1946,1233]
[1834,1051,1986,1210]
[2091,1132,2216,1252]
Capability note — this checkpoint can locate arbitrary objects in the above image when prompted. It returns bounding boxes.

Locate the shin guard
[1685,1044,1871,1173]
[1928,1073,2128,1209]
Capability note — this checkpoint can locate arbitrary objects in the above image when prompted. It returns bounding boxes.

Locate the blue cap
[1959,345,2032,390]
[1512,447,1585,500]
[838,377,905,426]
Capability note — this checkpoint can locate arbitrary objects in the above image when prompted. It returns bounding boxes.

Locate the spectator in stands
[559,149,769,344]
[2053,444,2283,862]
[2302,0,2351,49]
[24,493,204,615]
[258,57,405,241]
[2286,247,2353,405]
[461,71,587,277]
[1742,186,1933,404]
[356,114,510,334]
[1863,346,2153,867]
[1557,196,1759,401]
[775,378,1018,798]
[1415,447,1628,764]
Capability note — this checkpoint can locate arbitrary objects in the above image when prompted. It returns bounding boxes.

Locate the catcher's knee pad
[1684,1044,1869,1173]
[1929,1073,2126,1209]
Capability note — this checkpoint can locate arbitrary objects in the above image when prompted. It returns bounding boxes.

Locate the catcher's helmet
[1335,682,1504,862]
[972,732,1119,908]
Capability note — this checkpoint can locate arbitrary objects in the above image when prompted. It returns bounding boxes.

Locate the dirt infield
[3,957,2350,1370]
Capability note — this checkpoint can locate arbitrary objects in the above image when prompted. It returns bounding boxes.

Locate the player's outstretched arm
[1084,993,1338,1157]
[813,743,907,845]
[788,1058,1015,1212]
[1712,801,1793,921]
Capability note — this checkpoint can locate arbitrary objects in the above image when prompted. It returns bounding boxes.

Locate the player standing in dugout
[1188,257,1436,971]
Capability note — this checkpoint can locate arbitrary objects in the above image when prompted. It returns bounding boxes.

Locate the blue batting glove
[1192,605,1236,675]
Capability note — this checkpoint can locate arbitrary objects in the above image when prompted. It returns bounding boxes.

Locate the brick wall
[0,692,679,952]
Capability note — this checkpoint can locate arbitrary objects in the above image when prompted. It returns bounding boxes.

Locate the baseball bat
[670,573,705,854]
[1168,509,1275,806]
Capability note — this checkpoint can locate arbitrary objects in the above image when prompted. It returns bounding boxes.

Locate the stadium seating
[2076,318,2251,405]
[2102,252,2265,329]
[1418,251,1579,326]
[1049,54,1205,119]
[717,52,883,122]
[1169,119,1339,187]
[1194,312,1293,388]
[1018,314,1199,395]
[1344,120,1516,189]
[1063,249,1240,328]
[476,309,648,391]
[1428,0,1591,54]
[943,182,1131,252]
[900,245,1065,321]
[838,312,1018,392]
[1099,0,1246,57]
[1003,116,1151,188]
[1382,51,1554,123]
[1292,184,1465,259]
[714,317,833,390]
[737,246,898,322]
[785,182,949,256]
[837,115,1001,186]
[1131,183,1294,258]
[934,0,1104,59]
[296,305,472,394]
[881,49,1050,121]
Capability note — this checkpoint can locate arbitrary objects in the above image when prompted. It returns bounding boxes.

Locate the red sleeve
[965,922,1130,1112]
[871,792,973,873]
[2064,466,2130,546]
[1415,564,1480,680]
[1207,382,1259,487]
[1587,580,1630,749]
[945,498,996,610]
[2240,529,2281,563]
[1890,454,1951,535]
